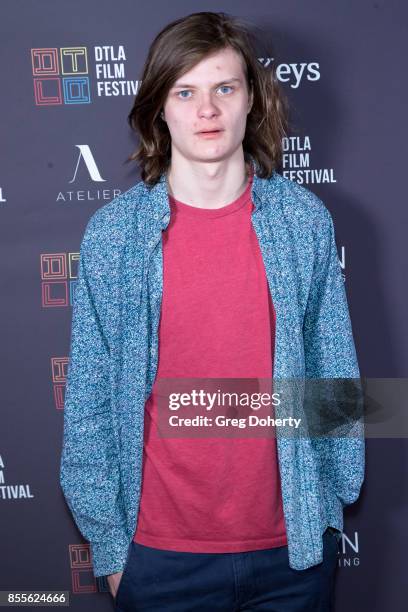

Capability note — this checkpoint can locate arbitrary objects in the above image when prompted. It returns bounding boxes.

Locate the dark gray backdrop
[1,1,407,610]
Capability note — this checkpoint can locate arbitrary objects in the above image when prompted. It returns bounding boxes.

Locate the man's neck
[166,155,250,210]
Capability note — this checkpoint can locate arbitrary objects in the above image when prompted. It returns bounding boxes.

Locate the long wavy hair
[127,11,289,186]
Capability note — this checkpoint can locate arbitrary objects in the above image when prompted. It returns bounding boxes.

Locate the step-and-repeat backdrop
[1,1,406,610]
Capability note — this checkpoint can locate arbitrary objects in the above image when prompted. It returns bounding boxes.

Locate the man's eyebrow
[171,77,242,89]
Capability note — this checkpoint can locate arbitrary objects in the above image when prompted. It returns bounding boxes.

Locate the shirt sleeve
[59,217,129,577]
[302,206,365,506]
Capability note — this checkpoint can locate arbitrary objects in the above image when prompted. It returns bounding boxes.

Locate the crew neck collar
[168,170,253,219]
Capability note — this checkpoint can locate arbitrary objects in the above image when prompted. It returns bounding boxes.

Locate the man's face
[162,47,253,165]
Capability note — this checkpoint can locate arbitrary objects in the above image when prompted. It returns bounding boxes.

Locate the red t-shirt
[133,171,288,552]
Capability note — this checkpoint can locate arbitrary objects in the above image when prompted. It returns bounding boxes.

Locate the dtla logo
[31,45,139,106]
[56,144,121,203]
[67,543,110,594]
[31,47,90,105]
[40,251,79,308]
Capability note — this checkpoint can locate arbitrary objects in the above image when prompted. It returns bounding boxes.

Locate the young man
[60,12,365,611]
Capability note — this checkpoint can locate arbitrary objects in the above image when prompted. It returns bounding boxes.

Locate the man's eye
[177,90,192,99]
[218,85,234,94]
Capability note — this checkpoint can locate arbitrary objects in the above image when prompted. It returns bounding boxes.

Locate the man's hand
[107,570,124,599]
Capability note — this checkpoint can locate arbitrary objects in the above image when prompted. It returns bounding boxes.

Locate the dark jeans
[114,528,340,611]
